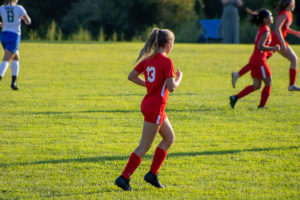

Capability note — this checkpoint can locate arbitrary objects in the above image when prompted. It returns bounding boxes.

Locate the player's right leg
[230,78,261,109]
[0,50,15,80]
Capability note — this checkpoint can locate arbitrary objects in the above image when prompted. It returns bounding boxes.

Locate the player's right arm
[128,69,146,87]
[257,32,280,52]
[275,14,287,51]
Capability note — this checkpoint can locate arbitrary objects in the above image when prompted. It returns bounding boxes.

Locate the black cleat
[11,82,18,90]
[258,106,267,109]
[230,95,238,109]
[144,171,163,188]
[115,176,132,191]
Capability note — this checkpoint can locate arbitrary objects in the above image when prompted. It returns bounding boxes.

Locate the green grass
[0,42,299,199]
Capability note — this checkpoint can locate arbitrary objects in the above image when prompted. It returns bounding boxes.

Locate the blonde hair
[4,0,14,5]
[136,28,175,63]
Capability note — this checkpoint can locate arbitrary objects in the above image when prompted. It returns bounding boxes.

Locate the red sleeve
[134,60,144,74]
[165,59,175,79]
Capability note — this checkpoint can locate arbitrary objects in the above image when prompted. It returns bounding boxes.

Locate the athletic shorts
[141,110,166,125]
[0,31,21,54]
[250,62,271,79]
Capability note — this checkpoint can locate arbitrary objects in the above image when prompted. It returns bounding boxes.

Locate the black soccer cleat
[11,82,19,90]
[230,95,238,109]
[258,106,266,109]
[144,171,163,188]
[115,175,132,191]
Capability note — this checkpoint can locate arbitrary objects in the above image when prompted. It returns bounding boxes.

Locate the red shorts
[142,110,166,125]
[250,62,271,79]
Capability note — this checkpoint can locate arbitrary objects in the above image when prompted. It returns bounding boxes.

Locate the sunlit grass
[0,42,299,199]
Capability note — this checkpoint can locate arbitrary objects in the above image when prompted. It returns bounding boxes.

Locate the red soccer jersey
[135,53,175,114]
[249,24,272,64]
[272,10,293,41]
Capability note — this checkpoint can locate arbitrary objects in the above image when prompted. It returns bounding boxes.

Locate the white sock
[0,61,9,77]
[11,60,20,76]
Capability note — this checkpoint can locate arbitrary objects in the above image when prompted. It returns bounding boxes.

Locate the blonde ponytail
[4,0,14,5]
[136,28,175,63]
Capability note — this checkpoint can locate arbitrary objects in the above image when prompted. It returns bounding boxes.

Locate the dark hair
[277,0,293,13]
[250,9,272,26]
[136,28,175,62]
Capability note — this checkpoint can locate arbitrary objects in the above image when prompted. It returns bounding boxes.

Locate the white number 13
[146,66,156,82]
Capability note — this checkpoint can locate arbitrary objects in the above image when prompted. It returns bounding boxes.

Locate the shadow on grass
[1,145,298,167]
[27,109,139,115]
[43,190,112,199]
[20,107,213,115]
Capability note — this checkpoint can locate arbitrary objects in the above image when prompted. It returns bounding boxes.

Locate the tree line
[12,0,300,43]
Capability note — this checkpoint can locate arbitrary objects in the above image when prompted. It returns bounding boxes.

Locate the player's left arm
[287,28,300,38]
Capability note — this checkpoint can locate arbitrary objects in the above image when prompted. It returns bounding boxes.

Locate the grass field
[0,42,299,199]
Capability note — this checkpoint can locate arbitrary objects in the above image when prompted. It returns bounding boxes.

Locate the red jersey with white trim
[249,24,272,64]
[272,10,293,41]
[135,53,175,114]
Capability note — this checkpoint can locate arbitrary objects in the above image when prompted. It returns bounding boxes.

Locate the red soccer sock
[259,86,271,107]
[238,64,251,77]
[237,85,255,99]
[289,68,297,86]
[150,147,167,175]
[121,152,142,180]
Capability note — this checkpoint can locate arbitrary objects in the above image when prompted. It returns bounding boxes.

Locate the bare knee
[293,55,298,66]
[253,84,261,90]
[265,81,272,87]
[163,133,175,147]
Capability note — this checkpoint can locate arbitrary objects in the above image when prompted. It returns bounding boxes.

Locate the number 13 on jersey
[146,66,156,82]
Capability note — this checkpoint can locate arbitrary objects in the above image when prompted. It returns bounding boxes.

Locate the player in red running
[115,28,183,191]
[231,0,300,91]
[230,9,280,109]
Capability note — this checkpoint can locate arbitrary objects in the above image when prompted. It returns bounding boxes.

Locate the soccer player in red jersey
[232,0,300,91]
[115,28,182,191]
[230,9,280,109]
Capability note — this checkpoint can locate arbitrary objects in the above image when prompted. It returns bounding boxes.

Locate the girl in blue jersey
[0,0,31,90]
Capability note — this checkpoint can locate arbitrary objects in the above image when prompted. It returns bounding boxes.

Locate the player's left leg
[279,46,299,91]
[258,76,272,108]
[116,121,160,191]
[11,51,20,90]
[144,117,175,188]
